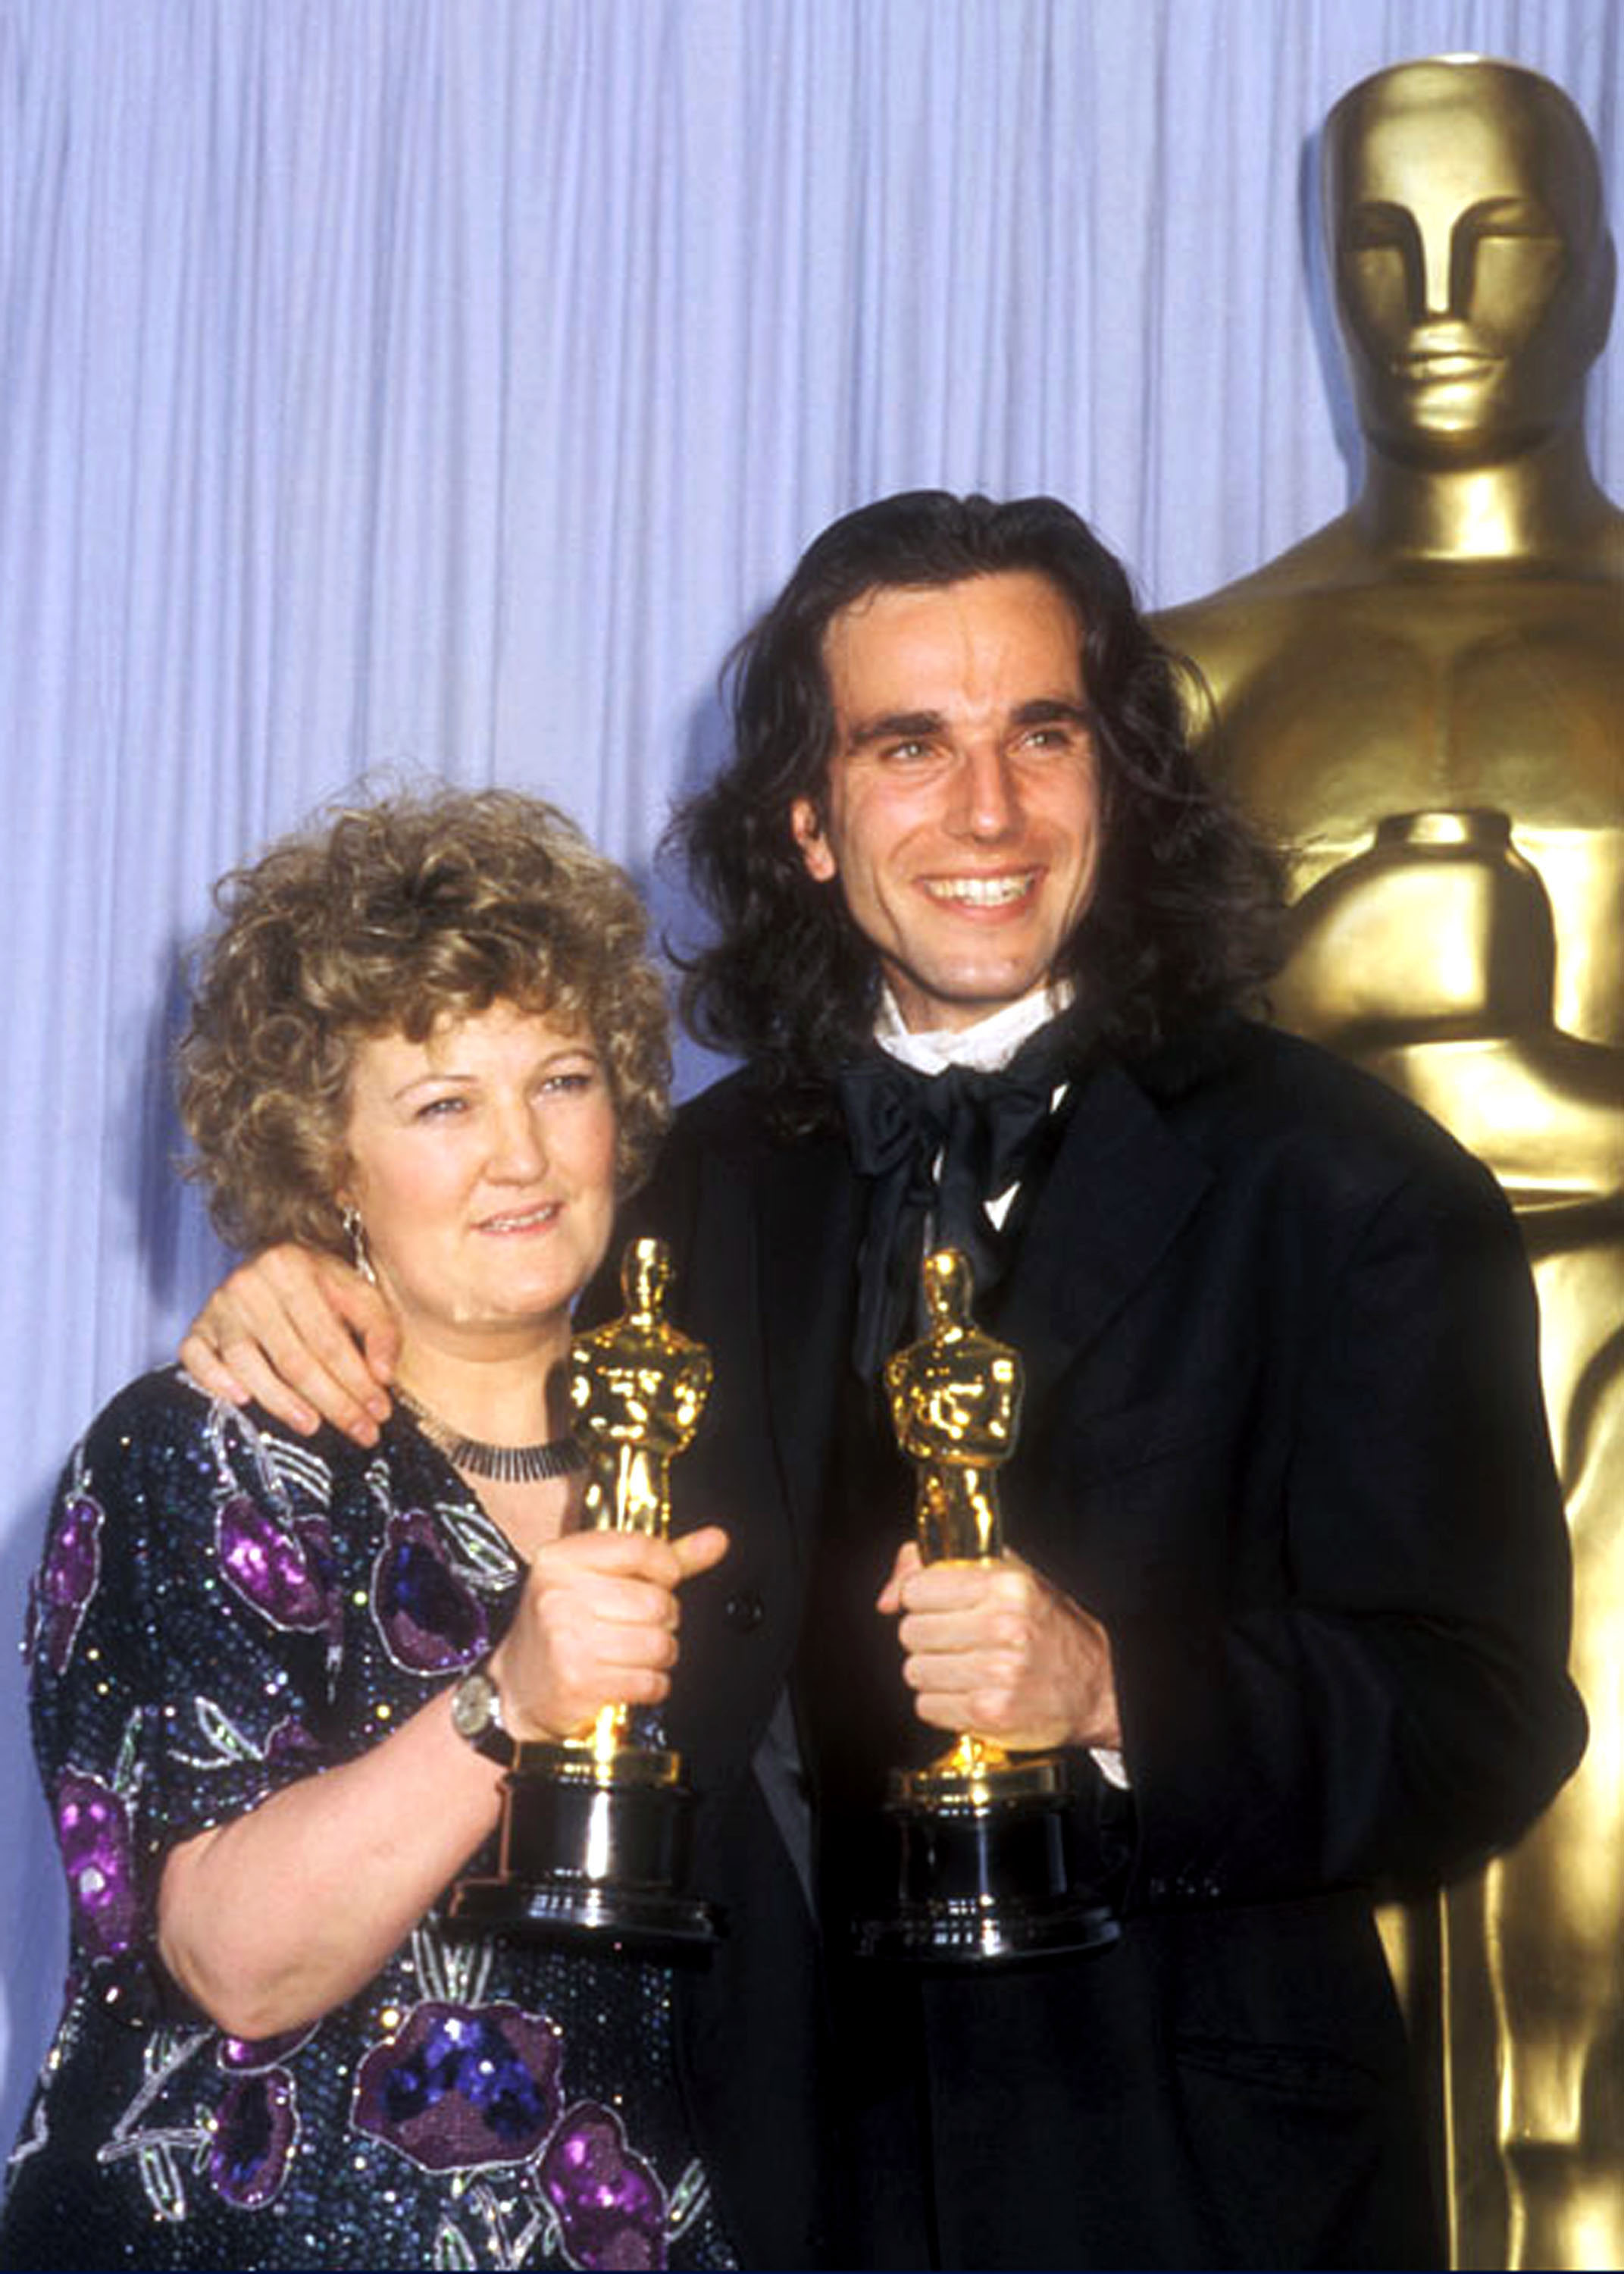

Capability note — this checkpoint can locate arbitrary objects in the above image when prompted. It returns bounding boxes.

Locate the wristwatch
[450,1660,515,1766]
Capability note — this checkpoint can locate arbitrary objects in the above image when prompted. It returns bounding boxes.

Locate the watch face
[452,1669,500,1741]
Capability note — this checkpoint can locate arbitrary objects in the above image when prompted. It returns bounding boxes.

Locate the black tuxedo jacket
[600,1018,1583,2269]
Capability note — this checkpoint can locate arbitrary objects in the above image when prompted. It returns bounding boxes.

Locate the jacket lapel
[995,1055,1213,1413]
[743,1054,1215,1540]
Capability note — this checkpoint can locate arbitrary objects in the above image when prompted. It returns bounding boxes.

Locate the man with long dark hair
[675,489,1282,1102]
[183,491,1582,2269]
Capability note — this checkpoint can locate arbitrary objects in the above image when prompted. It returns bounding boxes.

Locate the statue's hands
[878,1540,1121,1752]
[179,1246,399,1446]
[490,1526,729,1741]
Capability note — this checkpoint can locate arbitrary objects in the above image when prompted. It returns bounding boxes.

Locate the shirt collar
[874,981,1074,1076]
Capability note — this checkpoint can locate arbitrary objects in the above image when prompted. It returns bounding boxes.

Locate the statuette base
[856,1774,1119,1965]
[449,1756,721,1950]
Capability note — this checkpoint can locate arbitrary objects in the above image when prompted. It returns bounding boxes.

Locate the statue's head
[622,1234,672,1317]
[922,1247,975,1329]
[1322,56,1614,467]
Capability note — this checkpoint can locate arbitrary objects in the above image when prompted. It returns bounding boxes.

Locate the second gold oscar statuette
[856,1247,1120,1962]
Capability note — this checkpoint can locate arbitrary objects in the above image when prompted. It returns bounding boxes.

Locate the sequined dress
[0,1368,737,2272]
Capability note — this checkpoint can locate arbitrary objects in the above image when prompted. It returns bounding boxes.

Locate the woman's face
[339,1000,618,1361]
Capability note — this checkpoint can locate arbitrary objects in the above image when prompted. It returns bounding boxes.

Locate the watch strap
[451,1660,516,1767]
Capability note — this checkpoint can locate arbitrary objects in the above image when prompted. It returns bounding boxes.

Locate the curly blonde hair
[178,787,671,1254]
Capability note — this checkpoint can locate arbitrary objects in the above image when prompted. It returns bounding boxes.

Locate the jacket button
[724,1589,764,1633]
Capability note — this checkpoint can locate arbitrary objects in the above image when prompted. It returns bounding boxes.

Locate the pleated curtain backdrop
[1,0,1619,2138]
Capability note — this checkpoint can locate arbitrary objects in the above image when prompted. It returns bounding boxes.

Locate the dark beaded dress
[0,1369,736,2271]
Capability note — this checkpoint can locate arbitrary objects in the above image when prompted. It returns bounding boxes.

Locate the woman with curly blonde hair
[1,787,738,2271]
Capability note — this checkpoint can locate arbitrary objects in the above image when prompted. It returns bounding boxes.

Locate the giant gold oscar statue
[1155,55,1622,2273]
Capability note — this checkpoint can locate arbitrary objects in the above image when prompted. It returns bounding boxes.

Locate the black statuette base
[449,1766,722,1950]
[856,1788,1120,1964]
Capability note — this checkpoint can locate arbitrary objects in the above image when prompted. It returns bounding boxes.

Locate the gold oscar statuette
[450,1236,721,1948]
[856,1247,1121,1962]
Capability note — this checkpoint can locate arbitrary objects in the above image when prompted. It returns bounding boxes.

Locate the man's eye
[882,740,933,764]
[1020,722,1087,757]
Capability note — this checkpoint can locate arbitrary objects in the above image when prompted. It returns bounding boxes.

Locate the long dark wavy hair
[671,490,1282,1117]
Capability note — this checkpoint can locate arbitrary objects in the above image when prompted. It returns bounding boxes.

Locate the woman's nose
[487,1098,548,1178]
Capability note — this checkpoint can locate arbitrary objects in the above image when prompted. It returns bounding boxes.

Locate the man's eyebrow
[1011,697,1090,728]
[840,709,945,750]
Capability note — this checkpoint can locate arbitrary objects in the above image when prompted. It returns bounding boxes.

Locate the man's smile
[919,871,1040,909]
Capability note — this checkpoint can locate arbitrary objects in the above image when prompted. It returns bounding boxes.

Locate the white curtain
[2,0,1619,2134]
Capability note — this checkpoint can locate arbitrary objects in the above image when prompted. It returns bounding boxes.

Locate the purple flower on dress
[217,2022,317,2072]
[264,1715,322,1769]
[353,2001,562,2172]
[27,1494,104,1676]
[216,1496,338,1639]
[208,2067,299,2208]
[540,2103,669,2271]
[55,1770,139,1960]
[370,1510,489,1673]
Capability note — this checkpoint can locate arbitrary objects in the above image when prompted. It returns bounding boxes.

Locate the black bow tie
[837,1022,1075,1377]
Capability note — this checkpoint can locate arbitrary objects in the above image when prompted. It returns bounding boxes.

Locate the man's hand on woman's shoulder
[180,1245,399,1445]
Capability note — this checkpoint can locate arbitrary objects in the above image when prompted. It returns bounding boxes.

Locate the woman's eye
[415,1095,466,1121]
[542,1070,596,1096]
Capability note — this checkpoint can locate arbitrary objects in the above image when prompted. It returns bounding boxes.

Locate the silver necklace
[395,1386,586,1484]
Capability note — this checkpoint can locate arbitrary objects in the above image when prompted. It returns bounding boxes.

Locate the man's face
[1328,64,1611,464]
[790,571,1102,1033]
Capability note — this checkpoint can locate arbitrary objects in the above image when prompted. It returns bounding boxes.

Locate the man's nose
[949,741,1020,837]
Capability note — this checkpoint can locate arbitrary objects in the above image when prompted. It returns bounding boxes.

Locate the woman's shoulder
[61,1366,361,1542]
[66,1364,215,1479]
[74,1364,360,1468]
